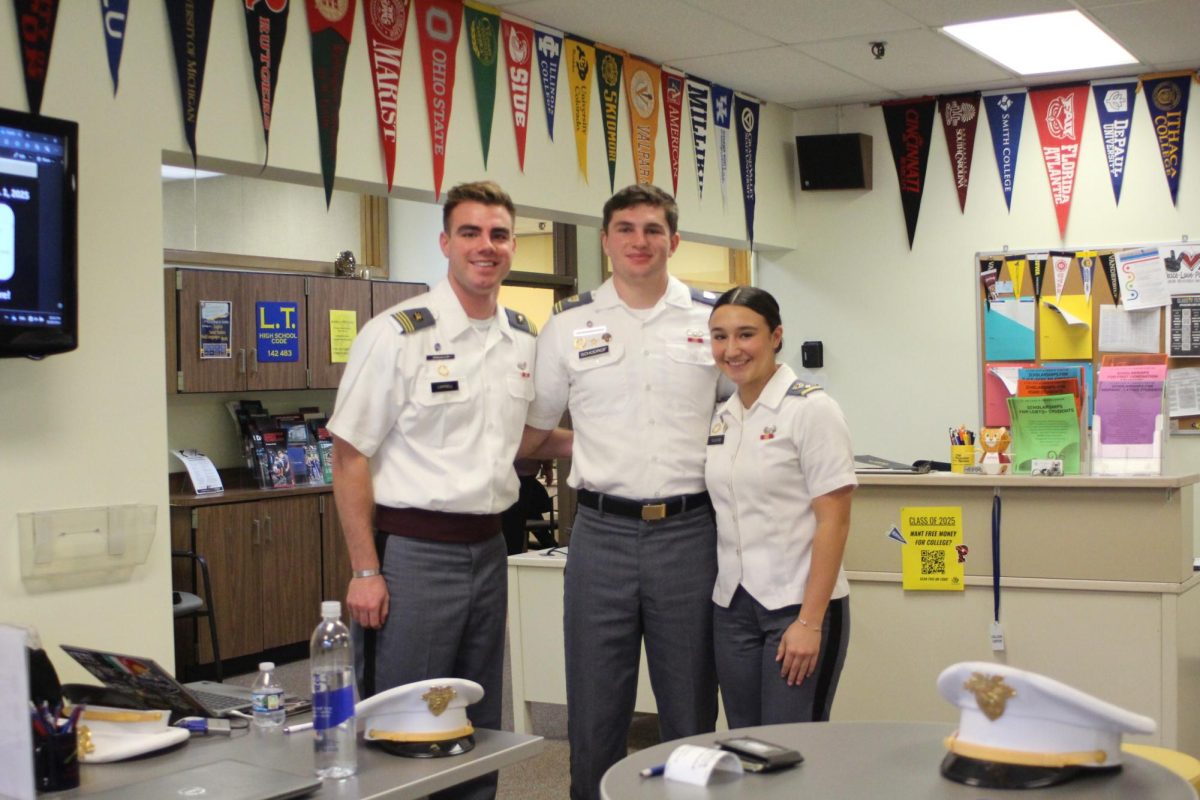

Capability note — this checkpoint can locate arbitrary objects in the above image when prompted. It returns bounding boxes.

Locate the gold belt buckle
[641,503,667,521]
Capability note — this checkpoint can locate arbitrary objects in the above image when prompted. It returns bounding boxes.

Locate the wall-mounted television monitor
[0,107,78,358]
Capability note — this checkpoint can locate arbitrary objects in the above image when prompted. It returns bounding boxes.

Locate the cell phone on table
[715,736,804,772]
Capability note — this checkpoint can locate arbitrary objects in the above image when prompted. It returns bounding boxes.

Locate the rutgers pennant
[364,0,410,191]
[500,17,533,171]
[415,0,463,200]
[1029,84,1089,238]
[244,0,290,167]
[13,0,60,114]
[305,0,357,207]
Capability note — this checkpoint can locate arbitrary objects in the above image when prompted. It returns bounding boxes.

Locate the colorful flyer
[901,506,964,591]
[329,309,357,363]
[256,301,300,363]
[199,300,232,359]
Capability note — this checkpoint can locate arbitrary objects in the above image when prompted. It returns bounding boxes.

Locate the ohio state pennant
[534,26,562,142]
[624,54,660,186]
[305,0,356,207]
[1091,80,1136,205]
[686,77,710,200]
[565,36,595,182]
[415,0,463,200]
[982,91,1025,211]
[734,93,759,245]
[1142,72,1192,206]
[99,0,129,96]
[465,1,499,167]
[938,92,980,212]
[661,67,685,196]
[594,43,623,191]
[501,17,533,171]
[1029,83,1089,238]
[244,0,290,167]
[364,0,409,191]
[882,97,935,248]
[711,82,733,207]
[13,0,59,114]
[165,0,215,164]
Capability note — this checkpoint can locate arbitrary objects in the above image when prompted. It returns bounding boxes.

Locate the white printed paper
[664,744,744,786]
[171,449,224,495]
[1117,248,1171,311]
[1167,368,1200,418]
[1098,305,1161,353]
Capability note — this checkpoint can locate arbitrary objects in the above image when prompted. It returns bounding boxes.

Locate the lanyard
[990,491,1006,651]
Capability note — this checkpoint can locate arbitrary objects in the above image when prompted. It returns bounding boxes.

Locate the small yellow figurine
[979,427,1011,473]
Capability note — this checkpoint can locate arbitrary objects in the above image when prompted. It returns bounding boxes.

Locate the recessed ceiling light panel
[941,11,1137,76]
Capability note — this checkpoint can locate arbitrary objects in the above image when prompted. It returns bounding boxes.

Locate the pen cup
[950,445,975,474]
[33,727,80,793]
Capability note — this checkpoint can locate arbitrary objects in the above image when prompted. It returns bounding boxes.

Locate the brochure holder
[1090,415,1163,476]
[18,505,157,592]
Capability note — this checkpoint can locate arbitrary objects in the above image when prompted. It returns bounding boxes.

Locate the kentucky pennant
[734,93,760,245]
[565,36,595,181]
[99,0,129,96]
[415,0,463,200]
[594,43,623,191]
[881,97,935,248]
[165,0,215,164]
[938,92,980,213]
[686,77,710,200]
[244,0,290,168]
[13,0,59,115]
[711,82,733,207]
[624,54,660,186]
[1029,83,1088,238]
[1142,72,1192,206]
[465,1,500,167]
[982,91,1025,212]
[501,17,533,171]
[305,0,356,207]
[364,0,409,191]
[1091,80,1136,205]
[661,67,685,196]
[534,26,562,142]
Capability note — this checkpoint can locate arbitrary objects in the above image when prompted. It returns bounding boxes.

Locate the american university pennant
[165,0,215,165]
[938,92,981,213]
[565,36,595,181]
[686,77,710,200]
[244,0,290,168]
[305,0,357,207]
[661,67,685,196]
[364,0,410,191]
[414,0,463,200]
[1029,83,1089,239]
[734,93,759,245]
[882,97,935,248]
[1142,72,1192,206]
[99,0,129,96]
[982,91,1025,212]
[1091,79,1137,205]
[711,82,733,207]
[464,1,500,167]
[533,26,562,142]
[624,54,660,186]
[501,17,533,171]
[594,43,623,192]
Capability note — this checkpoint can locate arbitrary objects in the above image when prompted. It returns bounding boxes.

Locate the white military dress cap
[74,705,189,763]
[356,678,484,758]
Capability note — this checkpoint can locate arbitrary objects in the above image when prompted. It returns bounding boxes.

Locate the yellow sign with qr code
[901,506,964,591]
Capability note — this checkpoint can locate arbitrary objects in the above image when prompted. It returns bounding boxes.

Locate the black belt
[577,489,710,522]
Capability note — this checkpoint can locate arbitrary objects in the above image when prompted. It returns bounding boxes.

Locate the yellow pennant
[564,37,595,181]
[623,55,660,185]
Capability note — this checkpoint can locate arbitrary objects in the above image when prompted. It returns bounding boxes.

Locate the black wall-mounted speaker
[795,133,873,191]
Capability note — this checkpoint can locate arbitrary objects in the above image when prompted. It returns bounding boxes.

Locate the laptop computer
[60,644,309,720]
[86,759,320,800]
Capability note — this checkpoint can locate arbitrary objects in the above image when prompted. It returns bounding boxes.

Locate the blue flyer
[256,301,299,363]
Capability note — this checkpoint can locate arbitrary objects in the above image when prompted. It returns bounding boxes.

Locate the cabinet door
[175,270,249,392]
[320,495,352,603]
[308,277,371,389]
[244,273,309,391]
[194,503,261,661]
[259,496,323,650]
[371,281,428,317]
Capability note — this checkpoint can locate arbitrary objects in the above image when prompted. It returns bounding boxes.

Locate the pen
[639,765,665,778]
[283,721,314,735]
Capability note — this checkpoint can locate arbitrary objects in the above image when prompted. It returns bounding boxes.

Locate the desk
[600,722,1198,799]
[62,726,542,799]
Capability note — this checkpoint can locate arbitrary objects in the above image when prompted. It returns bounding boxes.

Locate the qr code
[921,550,946,575]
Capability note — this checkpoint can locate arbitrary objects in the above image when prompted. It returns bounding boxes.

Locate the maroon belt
[374,505,501,544]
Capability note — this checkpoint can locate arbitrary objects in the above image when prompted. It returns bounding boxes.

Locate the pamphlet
[171,449,224,495]
[1006,395,1080,474]
[662,744,743,786]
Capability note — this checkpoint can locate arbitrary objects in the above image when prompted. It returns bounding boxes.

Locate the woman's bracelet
[797,617,822,633]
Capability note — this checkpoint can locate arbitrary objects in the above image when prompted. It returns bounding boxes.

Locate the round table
[600,722,1198,799]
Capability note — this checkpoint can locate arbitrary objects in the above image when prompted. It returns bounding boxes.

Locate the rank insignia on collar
[760,425,776,440]
[711,420,727,435]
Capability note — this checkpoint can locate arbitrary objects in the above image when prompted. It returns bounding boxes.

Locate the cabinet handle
[253,518,261,547]
[265,515,273,545]
[239,348,246,375]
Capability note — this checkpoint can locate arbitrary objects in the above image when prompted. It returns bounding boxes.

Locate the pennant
[1050,250,1073,304]
[534,26,562,142]
[500,17,533,171]
[564,36,595,181]
[244,0,290,168]
[1029,252,1048,302]
[1006,256,1026,299]
[881,97,935,248]
[1091,80,1137,205]
[624,54,660,186]
[305,0,357,207]
[1142,72,1192,206]
[982,91,1026,211]
[734,93,760,245]
[594,44,623,191]
[661,68,685,196]
[165,0,215,164]
[1099,251,1121,304]
[686,77,710,200]
[464,1,499,167]
[711,83,733,207]
[1029,84,1089,238]
[13,0,60,115]
[415,0,463,200]
[99,0,129,96]
[364,0,410,192]
[1077,250,1096,301]
[938,92,981,212]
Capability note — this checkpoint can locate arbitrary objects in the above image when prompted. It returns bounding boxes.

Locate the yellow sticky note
[901,506,965,591]
[1039,294,1092,360]
[329,309,358,364]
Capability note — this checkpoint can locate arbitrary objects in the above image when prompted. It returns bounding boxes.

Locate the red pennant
[414,0,463,200]
[305,0,357,207]
[500,17,533,171]
[661,68,685,195]
[364,0,411,191]
[938,92,981,213]
[1029,84,1089,238]
[14,0,60,115]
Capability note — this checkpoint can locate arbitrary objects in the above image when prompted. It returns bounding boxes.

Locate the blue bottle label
[313,685,355,730]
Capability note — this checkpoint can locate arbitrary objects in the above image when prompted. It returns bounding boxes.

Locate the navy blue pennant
[165,0,216,165]
[1142,73,1192,206]
[733,93,759,245]
[1091,81,1137,205]
[534,27,562,141]
[981,91,1026,212]
[99,0,129,96]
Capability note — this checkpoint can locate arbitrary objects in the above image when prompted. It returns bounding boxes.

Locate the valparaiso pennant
[938,92,981,213]
[711,82,733,207]
[594,43,623,192]
[624,54,660,186]
[661,67,685,196]
[464,1,500,167]
[14,0,60,115]
[982,91,1026,211]
[1029,83,1089,238]
[244,0,290,168]
[414,0,463,200]
[686,77,710,200]
[533,26,562,142]
[500,16,533,171]
[881,97,936,248]
[165,0,215,164]
[1091,79,1137,205]
[364,0,410,192]
[305,0,357,207]
[99,0,129,96]
[734,93,760,245]
[1142,72,1193,206]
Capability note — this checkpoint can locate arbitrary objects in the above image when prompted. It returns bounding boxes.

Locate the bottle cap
[321,600,341,619]
[259,662,275,672]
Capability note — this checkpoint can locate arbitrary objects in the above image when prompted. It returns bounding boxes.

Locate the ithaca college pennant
[565,35,595,181]
[464,1,500,167]
[99,0,129,96]
[501,17,534,171]
[734,93,759,245]
[882,97,935,248]
[1029,83,1089,238]
[686,77,710,200]
[661,68,685,196]
[711,82,733,207]
[938,92,981,213]
[1091,80,1137,205]
[624,54,660,186]
[244,0,290,167]
[414,0,463,200]
[13,0,60,114]
[594,43,623,192]
[982,91,1025,212]
[305,0,357,207]
[165,0,215,164]
[364,0,410,192]
[534,26,562,142]
[1142,72,1192,206]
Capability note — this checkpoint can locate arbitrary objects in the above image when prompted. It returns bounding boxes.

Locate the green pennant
[465,1,500,167]
[594,45,623,192]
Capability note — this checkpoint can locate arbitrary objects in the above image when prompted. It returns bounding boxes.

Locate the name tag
[426,353,455,361]
[579,345,609,360]
[707,435,725,446]
[431,380,459,393]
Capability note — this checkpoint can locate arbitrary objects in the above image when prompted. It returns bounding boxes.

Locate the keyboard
[190,689,251,712]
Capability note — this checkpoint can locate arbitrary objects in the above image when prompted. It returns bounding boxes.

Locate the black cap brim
[369,734,476,759]
[941,752,1093,789]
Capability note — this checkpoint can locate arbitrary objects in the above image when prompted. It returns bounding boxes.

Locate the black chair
[172,549,222,682]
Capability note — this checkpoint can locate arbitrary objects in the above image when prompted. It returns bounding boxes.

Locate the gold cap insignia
[413,311,424,322]
[423,685,457,717]
[965,672,1016,721]
[77,725,95,756]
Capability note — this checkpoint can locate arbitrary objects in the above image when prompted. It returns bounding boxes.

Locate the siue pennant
[501,17,534,171]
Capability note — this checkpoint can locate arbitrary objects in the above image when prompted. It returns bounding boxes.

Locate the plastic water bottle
[251,661,285,730]
[311,600,357,779]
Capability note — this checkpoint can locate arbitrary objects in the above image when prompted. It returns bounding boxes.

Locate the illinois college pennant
[711,83,733,207]
[565,36,595,181]
[938,92,981,213]
[13,0,60,114]
[1142,72,1192,206]
[624,55,660,186]
[686,77,710,200]
[882,97,935,248]
[1091,80,1137,205]
[244,0,290,167]
[305,0,357,207]
[501,17,533,171]
[165,0,215,164]
[594,43,623,192]
[464,1,500,167]
[364,0,409,192]
[982,91,1025,211]
[533,26,562,142]
[734,93,759,245]
[99,0,129,96]
[661,68,686,196]
[1029,83,1089,238]
[414,0,463,200]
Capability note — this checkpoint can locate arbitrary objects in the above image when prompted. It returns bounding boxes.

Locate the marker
[639,765,665,778]
[283,721,314,735]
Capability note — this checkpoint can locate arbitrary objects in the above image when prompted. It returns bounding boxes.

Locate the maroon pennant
[661,68,685,196]
[939,92,981,212]
[305,0,358,207]
[14,0,60,114]
[364,0,411,191]
[244,0,290,167]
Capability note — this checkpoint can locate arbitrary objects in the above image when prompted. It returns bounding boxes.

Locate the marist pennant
[465,1,500,167]
[305,0,357,207]
[165,0,215,164]
[415,0,463,200]
[364,0,410,191]
[99,0,129,96]
[1029,83,1089,238]
[13,0,60,114]
[686,77,710,200]
[624,54,660,186]
[938,92,981,213]
[882,97,935,248]
[1091,80,1137,205]
[661,68,686,196]
[982,91,1026,211]
[244,0,290,167]
[1142,72,1192,206]
[594,44,623,192]
[501,17,534,171]
[534,26,562,142]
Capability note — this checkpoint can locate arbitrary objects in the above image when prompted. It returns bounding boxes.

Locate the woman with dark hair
[705,285,856,727]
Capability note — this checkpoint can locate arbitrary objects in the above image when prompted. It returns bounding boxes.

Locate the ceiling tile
[671,47,888,106]
[1087,0,1200,67]
[681,0,922,43]
[882,0,1074,26]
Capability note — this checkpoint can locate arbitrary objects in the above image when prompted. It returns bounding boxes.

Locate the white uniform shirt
[527,276,720,498]
[328,279,537,514]
[705,364,857,609]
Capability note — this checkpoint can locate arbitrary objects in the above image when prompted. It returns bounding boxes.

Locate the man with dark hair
[522,184,723,800]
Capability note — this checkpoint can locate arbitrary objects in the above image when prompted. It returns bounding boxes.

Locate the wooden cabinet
[371,280,426,315]
[307,277,370,390]
[320,495,352,603]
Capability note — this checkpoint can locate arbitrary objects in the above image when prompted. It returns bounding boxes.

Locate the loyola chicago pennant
[99,0,129,95]
[661,68,686,195]
[244,0,290,168]
[882,97,935,248]
[686,77,710,200]
[13,0,60,115]
[464,1,500,167]
[565,36,595,181]
[415,0,463,200]
[982,91,1025,211]
[734,93,760,245]
[1142,72,1192,206]
[501,17,534,171]
[624,55,660,186]
[1091,80,1137,205]
[1029,83,1089,238]
[364,0,411,192]
[305,0,357,208]
[165,0,215,165]
[594,44,623,192]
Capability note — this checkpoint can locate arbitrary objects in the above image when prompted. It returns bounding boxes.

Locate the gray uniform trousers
[354,532,507,800]
[564,504,719,800]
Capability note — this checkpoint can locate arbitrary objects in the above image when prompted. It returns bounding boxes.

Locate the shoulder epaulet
[552,292,594,315]
[391,307,436,334]
[787,380,823,397]
[689,287,721,306]
[505,307,538,336]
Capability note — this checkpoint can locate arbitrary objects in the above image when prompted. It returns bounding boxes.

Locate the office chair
[172,549,222,682]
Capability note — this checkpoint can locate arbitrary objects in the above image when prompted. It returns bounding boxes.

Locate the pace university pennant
[624,54,660,186]
[711,82,733,207]
[1091,80,1137,205]
[594,43,623,191]
[501,17,534,171]
[415,0,463,200]
[165,0,215,164]
[245,0,290,168]
[13,0,60,115]
[305,0,357,207]
[99,0,129,96]
[364,0,410,191]
[686,77,710,200]
[882,97,935,248]
[982,91,1025,211]
[565,35,595,181]
[734,93,759,245]
[939,92,981,212]
[465,1,500,167]
[661,67,685,196]
[534,26,562,142]
[1142,72,1192,206]
[1029,83,1089,238]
